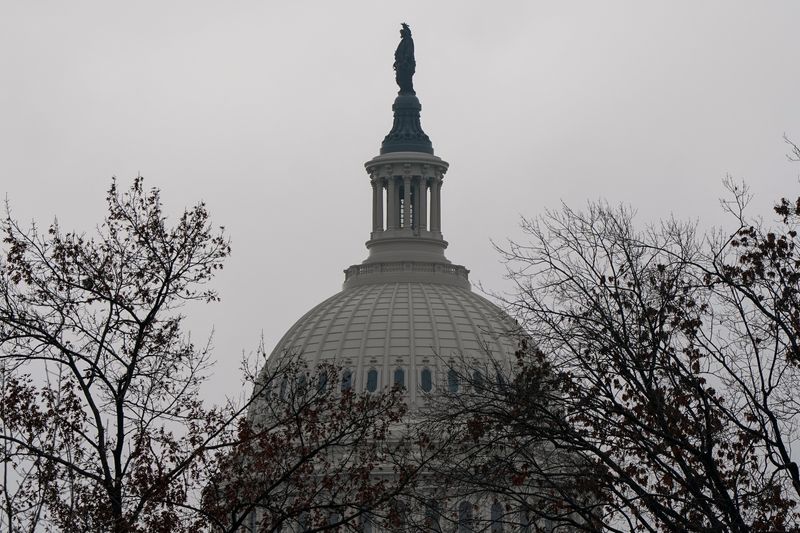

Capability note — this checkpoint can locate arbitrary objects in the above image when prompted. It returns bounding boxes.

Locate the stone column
[387,177,398,230]
[375,178,384,232]
[430,178,441,232]
[403,175,412,229]
[436,179,443,231]
[419,177,428,231]
[371,179,380,231]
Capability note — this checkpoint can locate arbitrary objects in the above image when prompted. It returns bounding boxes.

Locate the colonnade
[371,175,442,234]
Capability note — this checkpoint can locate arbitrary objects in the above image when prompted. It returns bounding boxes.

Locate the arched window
[393,367,405,389]
[490,501,504,532]
[472,369,484,390]
[341,369,353,391]
[297,512,309,533]
[420,367,433,392]
[518,507,531,533]
[317,372,328,393]
[448,368,460,393]
[297,372,307,392]
[458,500,473,532]
[278,377,288,399]
[424,500,442,532]
[359,511,373,533]
[391,500,407,529]
[366,368,378,392]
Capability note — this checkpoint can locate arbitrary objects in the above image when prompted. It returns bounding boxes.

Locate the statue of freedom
[394,23,416,95]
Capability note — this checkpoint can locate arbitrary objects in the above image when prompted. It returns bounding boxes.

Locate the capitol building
[252,25,533,532]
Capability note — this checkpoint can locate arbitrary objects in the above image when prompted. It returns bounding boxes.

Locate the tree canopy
[0,179,411,533]
[423,181,800,532]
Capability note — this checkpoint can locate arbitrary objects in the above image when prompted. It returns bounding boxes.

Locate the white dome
[269,281,518,405]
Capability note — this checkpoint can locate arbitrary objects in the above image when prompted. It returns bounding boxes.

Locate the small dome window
[366,369,378,392]
[420,368,433,392]
[425,500,442,532]
[360,513,373,533]
[298,512,309,532]
[472,369,484,390]
[278,377,288,400]
[393,367,405,389]
[392,500,408,528]
[491,501,504,532]
[447,368,460,393]
[518,507,531,533]
[458,501,473,532]
[318,372,328,393]
[341,369,353,391]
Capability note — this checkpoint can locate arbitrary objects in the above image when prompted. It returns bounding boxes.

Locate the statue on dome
[394,23,416,95]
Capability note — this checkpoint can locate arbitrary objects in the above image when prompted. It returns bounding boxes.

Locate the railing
[344,261,470,282]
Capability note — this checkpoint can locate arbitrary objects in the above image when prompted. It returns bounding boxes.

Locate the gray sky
[2,2,799,404]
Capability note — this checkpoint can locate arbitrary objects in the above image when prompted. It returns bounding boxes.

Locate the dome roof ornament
[394,23,416,96]
[381,23,433,155]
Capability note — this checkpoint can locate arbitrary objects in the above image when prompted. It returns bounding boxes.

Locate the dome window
[472,369,484,390]
[360,513,373,533]
[341,369,353,391]
[392,500,408,528]
[457,501,473,532]
[318,372,328,393]
[393,367,405,389]
[278,377,288,400]
[447,368,460,393]
[518,507,531,533]
[420,368,433,392]
[366,369,378,392]
[424,500,442,532]
[298,512,309,532]
[490,501,504,532]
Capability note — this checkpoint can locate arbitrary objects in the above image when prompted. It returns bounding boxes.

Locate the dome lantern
[347,24,466,289]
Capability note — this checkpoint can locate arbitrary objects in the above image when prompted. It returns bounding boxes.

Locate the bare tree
[0,179,413,533]
[424,183,800,532]
[203,359,420,533]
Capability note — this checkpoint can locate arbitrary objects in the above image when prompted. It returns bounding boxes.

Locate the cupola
[345,23,468,289]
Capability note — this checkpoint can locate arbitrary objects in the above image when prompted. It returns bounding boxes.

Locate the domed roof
[269,281,518,404]
[263,30,520,406]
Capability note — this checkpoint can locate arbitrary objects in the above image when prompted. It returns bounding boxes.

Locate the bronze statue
[381,22,432,154]
[394,23,416,95]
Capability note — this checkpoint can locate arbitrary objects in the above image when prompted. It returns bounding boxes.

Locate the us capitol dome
[264,26,519,405]
[244,26,585,533]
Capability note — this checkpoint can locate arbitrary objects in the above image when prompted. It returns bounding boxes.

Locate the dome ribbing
[269,282,517,404]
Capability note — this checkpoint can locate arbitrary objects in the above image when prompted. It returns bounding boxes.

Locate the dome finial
[382,24,433,155]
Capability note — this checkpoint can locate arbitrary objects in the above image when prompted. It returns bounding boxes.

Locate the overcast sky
[2,2,799,404]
